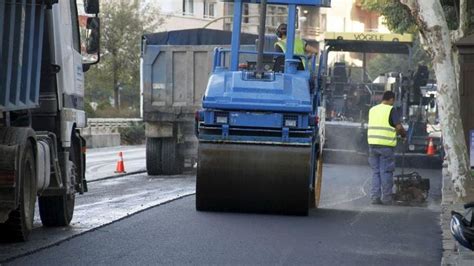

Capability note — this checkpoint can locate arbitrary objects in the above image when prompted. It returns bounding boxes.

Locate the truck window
[70,0,81,53]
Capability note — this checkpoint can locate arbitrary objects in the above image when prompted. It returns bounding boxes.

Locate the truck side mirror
[86,17,100,54]
[84,0,100,14]
[82,17,100,71]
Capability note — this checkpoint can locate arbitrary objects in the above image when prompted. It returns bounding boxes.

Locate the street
[2,0,472,264]
[1,160,442,265]
[85,145,146,181]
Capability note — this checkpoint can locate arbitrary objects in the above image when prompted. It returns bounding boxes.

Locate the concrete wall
[82,133,121,148]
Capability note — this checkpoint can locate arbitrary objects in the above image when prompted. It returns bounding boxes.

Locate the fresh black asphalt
[7,164,443,265]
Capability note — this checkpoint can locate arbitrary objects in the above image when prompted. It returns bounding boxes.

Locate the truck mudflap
[196,142,312,215]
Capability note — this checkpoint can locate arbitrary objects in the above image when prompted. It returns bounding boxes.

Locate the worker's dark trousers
[368,146,395,202]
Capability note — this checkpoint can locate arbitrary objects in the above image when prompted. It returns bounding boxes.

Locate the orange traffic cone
[115,152,126,173]
[426,137,436,156]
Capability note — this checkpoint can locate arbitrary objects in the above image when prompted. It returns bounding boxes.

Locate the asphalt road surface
[2,164,442,265]
[0,173,195,262]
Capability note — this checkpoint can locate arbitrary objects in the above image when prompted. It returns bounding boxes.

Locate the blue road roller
[195,0,331,215]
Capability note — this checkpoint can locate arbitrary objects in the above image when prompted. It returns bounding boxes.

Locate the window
[269,6,277,27]
[225,3,233,16]
[243,4,249,23]
[224,3,233,30]
[183,0,194,16]
[204,1,216,18]
[70,0,80,52]
[320,14,327,32]
[277,7,286,25]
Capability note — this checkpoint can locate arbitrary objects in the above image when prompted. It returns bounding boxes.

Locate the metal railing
[82,118,142,135]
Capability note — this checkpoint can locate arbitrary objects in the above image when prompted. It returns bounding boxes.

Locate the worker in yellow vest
[274,23,318,69]
[367,91,406,205]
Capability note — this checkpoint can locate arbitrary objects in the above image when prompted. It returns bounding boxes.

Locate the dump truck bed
[0,0,45,112]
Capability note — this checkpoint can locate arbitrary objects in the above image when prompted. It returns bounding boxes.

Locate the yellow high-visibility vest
[275,38,306,69]
[367,103,397,147]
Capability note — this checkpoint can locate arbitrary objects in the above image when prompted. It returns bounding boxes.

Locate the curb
[87,170,147,183]
[440,166,474,265]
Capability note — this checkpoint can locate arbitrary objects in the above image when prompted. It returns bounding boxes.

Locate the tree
[366,37,432,80]
[85,0,165,115]
[362,0,474,201]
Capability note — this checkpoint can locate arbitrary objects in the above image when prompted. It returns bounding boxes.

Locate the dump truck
[195,0,330,215]
[320,32,442,168]
[141,29,261,175]
[0,0,100,241]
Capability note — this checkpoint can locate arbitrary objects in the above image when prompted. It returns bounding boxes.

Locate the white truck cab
[0,0,100,241]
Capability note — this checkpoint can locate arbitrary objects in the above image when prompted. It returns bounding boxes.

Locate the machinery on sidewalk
[320,32,442,168]
[194,0,330,215]
[0,0,100,241]
[451,202,474,251]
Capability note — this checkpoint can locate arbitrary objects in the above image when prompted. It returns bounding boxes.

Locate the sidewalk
[441,166,474,265]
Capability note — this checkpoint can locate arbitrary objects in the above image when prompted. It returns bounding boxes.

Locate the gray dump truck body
[141,44,217,174]
[141,29,261,175]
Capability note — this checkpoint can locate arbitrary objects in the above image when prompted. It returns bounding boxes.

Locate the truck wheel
[146,137,163,175]
[39,194,75,227]
[39,164,76,226]
[1,142,37,242]
[162,138,183,175]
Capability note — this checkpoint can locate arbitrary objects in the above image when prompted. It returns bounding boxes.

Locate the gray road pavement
[86,145,146,181]
[0,173,195,262]
[3,164,443,265]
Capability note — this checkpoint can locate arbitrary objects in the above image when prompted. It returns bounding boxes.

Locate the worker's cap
[277,23,287,33]
[276,23,287,38]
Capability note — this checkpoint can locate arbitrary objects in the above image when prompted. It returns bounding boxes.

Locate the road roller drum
[196,143,312,215]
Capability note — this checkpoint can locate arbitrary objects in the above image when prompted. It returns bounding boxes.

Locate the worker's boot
[371,198,382,205]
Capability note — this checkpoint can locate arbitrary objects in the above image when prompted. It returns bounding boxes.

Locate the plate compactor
[393,146,430,205]
[195,0,331,215]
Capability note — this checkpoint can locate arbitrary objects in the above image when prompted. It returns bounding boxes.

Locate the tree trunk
[401,0,474,201]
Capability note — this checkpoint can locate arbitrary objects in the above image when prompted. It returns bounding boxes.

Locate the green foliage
[85,0,165,117]
[361,0,418,33]
[119,123,145,145]
[84,101,97,118]
[361,0,460,33]
[90,104,140,118]
[366,37,432,80]
[441,0,460,30]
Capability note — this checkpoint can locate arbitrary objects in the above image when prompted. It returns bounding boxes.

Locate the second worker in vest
[274,23,318,69]
[367,91,407,205]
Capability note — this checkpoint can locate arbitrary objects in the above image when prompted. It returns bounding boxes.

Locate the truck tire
[162,138,183,175]
[39,194,75,227]
[38,164,76,226]
[146,137,163,175]
[1,141,37,242]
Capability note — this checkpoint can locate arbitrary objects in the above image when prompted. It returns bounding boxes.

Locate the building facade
[157,0,388,41]
[157,0,288,34]
[158,0,226,31]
